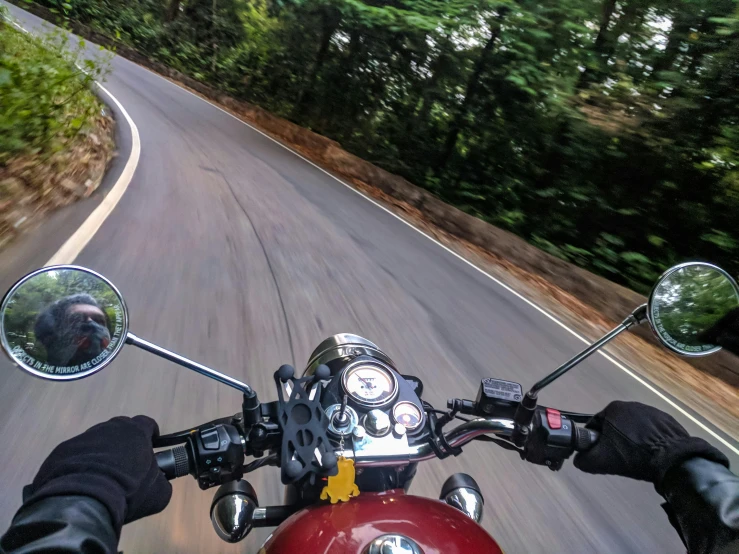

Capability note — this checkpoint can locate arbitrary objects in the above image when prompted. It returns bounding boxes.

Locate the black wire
[475,435,521,452]
[244,454,278,474]
[423,405,472,424]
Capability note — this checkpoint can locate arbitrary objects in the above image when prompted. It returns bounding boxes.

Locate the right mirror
[648,262,739,356]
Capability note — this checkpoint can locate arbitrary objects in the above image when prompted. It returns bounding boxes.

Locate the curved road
[1,4,737,552]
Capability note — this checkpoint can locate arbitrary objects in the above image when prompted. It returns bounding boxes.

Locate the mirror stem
[512,304,647,447]
[126,333,253,395]
[528,304,648,398]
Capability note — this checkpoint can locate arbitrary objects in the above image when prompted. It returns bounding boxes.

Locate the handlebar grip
[156,445,191,480]
[574,426,599,452]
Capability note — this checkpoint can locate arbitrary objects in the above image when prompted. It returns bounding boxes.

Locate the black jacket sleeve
[0,496,118,554]
[661,457,739,554]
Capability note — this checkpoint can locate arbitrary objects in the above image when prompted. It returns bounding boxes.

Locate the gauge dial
[342,363,397,406]
[393,401,423,431]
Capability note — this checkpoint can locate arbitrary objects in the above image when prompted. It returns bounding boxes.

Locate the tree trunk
[293,11,339,119]
[437,15,504,171]
[412,38,452,132]
[165,0,181,22]
[652,13,692,76]
[211,0,218,74]
[666,17,709,97]
[325,29,362,133]
[577,0,617,89]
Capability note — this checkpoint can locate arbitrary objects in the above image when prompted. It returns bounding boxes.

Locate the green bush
[0,12,108,163]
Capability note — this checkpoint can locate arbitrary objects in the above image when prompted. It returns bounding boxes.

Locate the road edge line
[43,83,140,266]
[8,19,141,267]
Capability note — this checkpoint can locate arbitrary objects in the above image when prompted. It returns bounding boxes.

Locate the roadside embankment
[0,12,114,250]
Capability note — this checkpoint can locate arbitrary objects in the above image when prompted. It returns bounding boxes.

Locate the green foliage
[651,265,739,352]
[28,0,739,293]
[0,15,108,162]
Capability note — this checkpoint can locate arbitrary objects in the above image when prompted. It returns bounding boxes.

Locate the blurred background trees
[37,0,739,293]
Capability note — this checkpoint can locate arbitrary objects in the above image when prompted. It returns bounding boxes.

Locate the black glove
[573,401,729,491]
[22,415,172,535]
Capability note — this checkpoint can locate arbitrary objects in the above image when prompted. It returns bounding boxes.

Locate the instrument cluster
[321,357,426,441]
[304,336,429,492]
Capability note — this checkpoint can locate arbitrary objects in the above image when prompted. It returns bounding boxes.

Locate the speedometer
[342,362,398,407]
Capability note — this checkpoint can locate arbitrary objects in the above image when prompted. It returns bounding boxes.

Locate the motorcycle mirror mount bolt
[242,389,261,426]
[512,391,538,447]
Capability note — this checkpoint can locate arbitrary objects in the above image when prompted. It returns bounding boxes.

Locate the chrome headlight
[304,333,396,376]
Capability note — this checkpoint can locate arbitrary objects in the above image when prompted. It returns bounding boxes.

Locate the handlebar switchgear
[522,408,597,470]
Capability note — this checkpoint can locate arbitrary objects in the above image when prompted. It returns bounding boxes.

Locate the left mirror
[0,266,128,380]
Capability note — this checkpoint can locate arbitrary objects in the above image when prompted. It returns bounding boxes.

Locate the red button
[546,408,562,429]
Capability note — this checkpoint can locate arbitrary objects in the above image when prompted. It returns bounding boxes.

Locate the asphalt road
[1,4,737,552]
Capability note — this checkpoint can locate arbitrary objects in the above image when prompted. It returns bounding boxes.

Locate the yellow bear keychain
[320,456,360,504]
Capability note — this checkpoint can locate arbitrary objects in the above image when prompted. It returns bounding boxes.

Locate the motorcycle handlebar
[434,416,599,454]
[574,426,599,452]
[155,416,599,478]
[156,445,191,480]
[363,417,599,467]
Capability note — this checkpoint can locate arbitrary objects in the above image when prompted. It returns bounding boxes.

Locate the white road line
[124,58,739,454]
[10,20,27,33]
[44,82,140,266]
[6,19,141,267]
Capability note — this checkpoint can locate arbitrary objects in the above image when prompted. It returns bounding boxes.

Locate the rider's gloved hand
[22,415,172,535]
[573,401,729,491]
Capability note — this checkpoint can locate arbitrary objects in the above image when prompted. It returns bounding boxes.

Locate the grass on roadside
[0,8,109,163]
[0,8,114,249]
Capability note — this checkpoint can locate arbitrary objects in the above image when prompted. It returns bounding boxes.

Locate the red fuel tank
[261,489,503,554]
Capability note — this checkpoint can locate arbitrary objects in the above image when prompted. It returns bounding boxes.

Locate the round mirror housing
[0,265,128,380]
[648,262,739,357]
